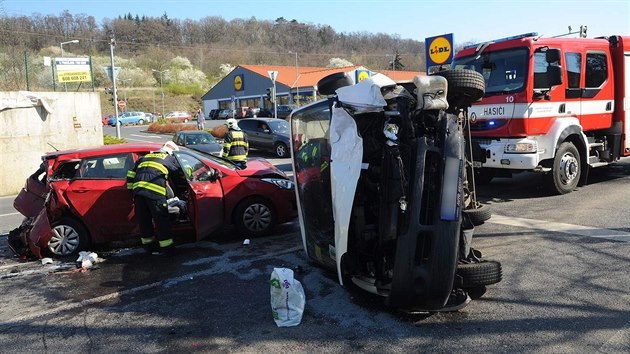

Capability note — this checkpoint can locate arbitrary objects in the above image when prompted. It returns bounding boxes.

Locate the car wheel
[48,217,90,257]
[457,260,502,288]
[234,197,276,237]
[463,204,491,226]
[138,119,145,125]
[275,142,288,158]
[184,118,189,123]
[549,142,580,194]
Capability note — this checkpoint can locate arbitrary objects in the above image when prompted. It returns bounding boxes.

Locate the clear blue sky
[2,0,629,45]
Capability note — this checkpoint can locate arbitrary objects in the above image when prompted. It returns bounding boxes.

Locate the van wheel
[234,197,276,237]
[432,69,485,108]
[463,204,491,226]
[47,217,90,257]
[457,260,502,288]
[549,142,580,194]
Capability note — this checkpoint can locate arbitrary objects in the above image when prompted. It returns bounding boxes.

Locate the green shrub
[104,135,127,145]
[165,82,206,95]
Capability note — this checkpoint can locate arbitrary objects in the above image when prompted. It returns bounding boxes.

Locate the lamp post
[289,51,299,107]
[152,69,169,119]
[60,39,79,92]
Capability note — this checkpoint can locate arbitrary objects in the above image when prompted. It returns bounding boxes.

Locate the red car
[164,111,192,123]
[10,143,297,259]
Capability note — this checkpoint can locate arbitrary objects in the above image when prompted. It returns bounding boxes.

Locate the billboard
[55,57,92,83]
[424,33,454,74]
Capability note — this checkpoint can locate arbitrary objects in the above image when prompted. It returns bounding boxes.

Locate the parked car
[143,112,157,123]
[107,111,148,126]
[172,130,222,156]
[164,111,192,123]
[235,107,249,118]
[238,118,290,158]
[207,109,221,120]
[245,107,273,118]
[218,109,234,119]
[102,115,114,126]
[276,105,297,119]
[9,143,297,258]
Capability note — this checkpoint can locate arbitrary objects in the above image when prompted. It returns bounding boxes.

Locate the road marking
[130,134,162,139]
[489,215,630,242]
[0,212,20,217]
[125,137,161,143]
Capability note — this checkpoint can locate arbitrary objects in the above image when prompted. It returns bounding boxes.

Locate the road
[1,127,630,352]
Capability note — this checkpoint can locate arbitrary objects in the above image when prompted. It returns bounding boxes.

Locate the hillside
[0,11,427,95]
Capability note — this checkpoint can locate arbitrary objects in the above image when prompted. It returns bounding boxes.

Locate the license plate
[473,161,482,168]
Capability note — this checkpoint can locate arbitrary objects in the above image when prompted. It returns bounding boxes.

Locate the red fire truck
[452,33,630,194]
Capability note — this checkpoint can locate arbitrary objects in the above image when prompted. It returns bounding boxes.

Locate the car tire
[463,204,491,226]
[317,72,353,95]
[234,197,276,237]
[457,260,502,288]
[432,69,485,108]
[47,217,90,257]
[138,119,145,125]
[275,142,288,158]
[548,141,580,195]
[184,119,189,123]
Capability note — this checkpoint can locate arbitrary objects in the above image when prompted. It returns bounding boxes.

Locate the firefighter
[222,118,249,169]
[126,141,181,256]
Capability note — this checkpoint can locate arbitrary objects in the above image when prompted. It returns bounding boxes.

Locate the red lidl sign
[425,33,454,73]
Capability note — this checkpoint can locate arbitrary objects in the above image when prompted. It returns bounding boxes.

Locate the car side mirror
[546,65,563,87]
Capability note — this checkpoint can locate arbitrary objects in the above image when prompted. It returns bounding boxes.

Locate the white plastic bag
[270,267,305,327]
[76,251,98,268]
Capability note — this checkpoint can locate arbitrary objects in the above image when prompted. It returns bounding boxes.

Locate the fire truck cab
[452,33,630,194]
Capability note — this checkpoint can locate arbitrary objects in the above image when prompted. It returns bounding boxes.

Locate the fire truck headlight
[504,142,537,153]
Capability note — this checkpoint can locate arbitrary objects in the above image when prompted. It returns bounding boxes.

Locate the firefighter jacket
[126,152,180,200]
[222,129,249,162]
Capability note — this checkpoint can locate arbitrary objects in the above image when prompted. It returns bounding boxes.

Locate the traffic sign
[118,100,126,109]
[104,66,121,82]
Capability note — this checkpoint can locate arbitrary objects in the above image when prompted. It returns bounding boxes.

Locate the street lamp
[289,51,299,107]
[60,40,79,92]
[152,69,169,119]
[60,39,79,57]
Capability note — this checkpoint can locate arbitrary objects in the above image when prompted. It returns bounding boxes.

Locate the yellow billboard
[56,57,92,83]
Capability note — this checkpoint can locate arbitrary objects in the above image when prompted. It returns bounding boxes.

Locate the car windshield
[452,47,529,96]
[268,120,289,133]
[186,133,216,145]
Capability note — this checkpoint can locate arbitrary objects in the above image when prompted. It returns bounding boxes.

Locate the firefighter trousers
[133,195,174,251]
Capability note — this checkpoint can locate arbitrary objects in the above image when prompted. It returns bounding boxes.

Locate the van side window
[565,52,582,88]
[585,52,607,88]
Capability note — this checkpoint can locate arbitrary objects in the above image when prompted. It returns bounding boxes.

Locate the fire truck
[452,33,630,194]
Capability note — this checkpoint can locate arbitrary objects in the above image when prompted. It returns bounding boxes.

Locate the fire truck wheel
[432,69,485,106]
[457,260,502,288]
[463,204,491,226]
[549,142,581,194]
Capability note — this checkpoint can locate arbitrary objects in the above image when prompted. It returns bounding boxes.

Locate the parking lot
[1,127,629,352]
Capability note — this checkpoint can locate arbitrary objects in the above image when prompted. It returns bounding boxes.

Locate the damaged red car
[9,143,297,259]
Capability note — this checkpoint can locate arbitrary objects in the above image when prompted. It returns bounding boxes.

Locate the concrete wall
[0,91,103,196]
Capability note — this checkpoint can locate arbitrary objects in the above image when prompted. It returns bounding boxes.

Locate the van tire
[432,69,485,107]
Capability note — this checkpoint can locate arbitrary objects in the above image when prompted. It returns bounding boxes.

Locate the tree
[389,51,405,71]
[327,58,353,68]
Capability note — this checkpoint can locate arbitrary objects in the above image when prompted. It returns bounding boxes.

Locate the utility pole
[109,36,121,139]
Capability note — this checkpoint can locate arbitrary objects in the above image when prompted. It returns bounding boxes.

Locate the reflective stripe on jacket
[222,130,249,162]
[126,152,179,200]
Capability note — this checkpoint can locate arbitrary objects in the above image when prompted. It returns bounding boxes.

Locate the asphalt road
[1,127,630,353]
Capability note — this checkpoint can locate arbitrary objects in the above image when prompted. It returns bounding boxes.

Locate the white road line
[130,134,162,139]
[488,215,630,242]
[0,212,20,217]
[126,137,160,143]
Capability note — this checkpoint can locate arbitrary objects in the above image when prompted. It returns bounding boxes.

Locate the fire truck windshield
[452,47,529,96]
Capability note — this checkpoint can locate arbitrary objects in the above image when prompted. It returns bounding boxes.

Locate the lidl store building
[201,64,421,114]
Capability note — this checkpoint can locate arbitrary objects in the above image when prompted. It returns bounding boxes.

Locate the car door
[174,151,224,240]
[238,119,262,148]
[54,153,137,243]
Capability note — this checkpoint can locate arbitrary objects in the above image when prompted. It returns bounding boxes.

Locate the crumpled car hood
[236,158,287,178]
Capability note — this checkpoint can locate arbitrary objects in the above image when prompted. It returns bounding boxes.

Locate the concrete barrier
[0,91,103,196]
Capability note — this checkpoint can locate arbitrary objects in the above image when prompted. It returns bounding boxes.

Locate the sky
[1,0,629,45]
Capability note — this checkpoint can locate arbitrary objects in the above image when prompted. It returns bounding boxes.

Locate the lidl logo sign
[234,74,244,91]
[355,69,371,83]
[425,33,454,73]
